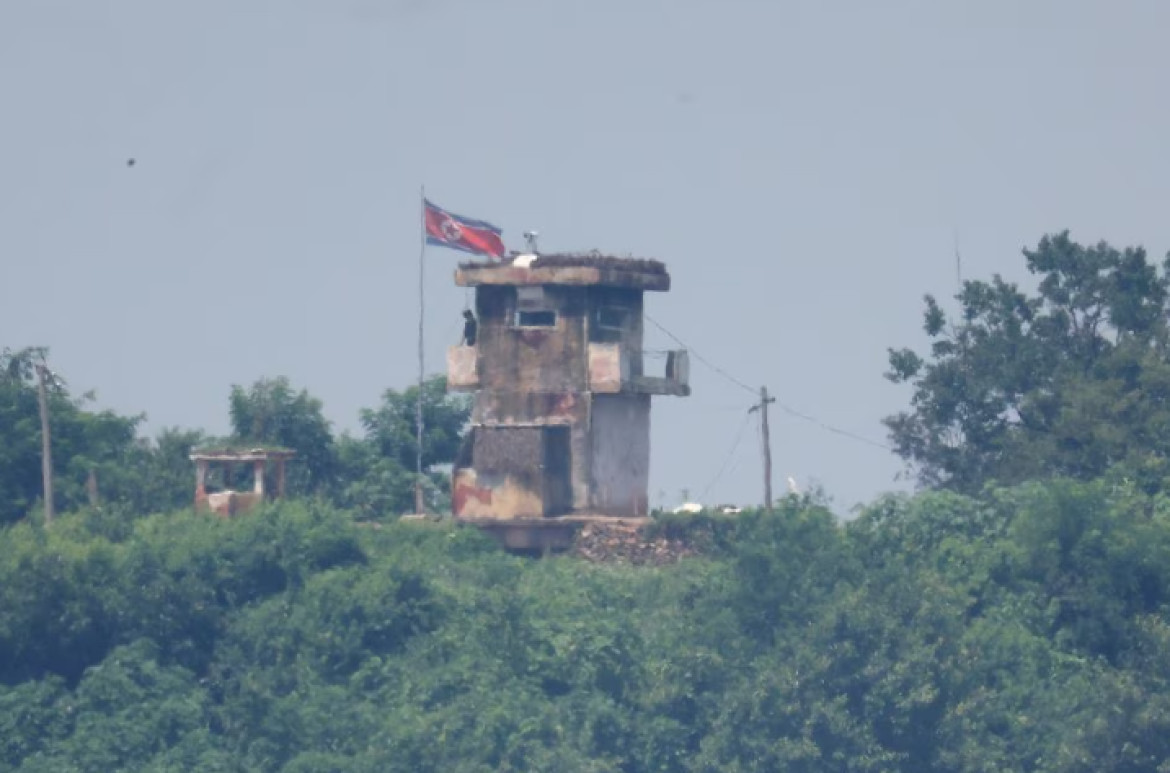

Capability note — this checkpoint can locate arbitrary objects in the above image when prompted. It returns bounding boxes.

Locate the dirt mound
[571,520,699,565]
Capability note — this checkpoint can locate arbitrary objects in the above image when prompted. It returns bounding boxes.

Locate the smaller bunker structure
[447,253,689,549]
[190,447,295,516]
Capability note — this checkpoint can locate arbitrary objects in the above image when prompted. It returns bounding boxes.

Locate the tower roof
[456,254,670,292]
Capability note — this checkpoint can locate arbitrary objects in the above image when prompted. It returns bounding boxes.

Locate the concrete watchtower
[447,253,689,533]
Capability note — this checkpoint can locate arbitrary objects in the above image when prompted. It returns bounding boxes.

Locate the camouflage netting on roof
[533,254,666,273]
[460,254,666,274]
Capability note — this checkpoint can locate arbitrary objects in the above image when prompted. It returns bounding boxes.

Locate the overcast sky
[3,0,1169,514]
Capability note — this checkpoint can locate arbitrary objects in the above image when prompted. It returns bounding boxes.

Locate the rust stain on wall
[452,469,493,515]
[448,255,686,523]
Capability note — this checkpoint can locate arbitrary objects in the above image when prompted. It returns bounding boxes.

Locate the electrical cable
[698,409,755,502]
[644,312,893,452]
[644,313,757,395]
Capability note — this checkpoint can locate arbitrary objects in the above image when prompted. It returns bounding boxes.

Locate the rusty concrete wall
[587,343,625,393]
[446,345,478,390]
[473,426,544,489]
[588,394,651,516]
[197,490,263,517]
[452,425,572,518]
[469,392,592,510]
[475,285,588,393]
[586,287,644,377]
[453,468,545,519]
[459,282,656,518]
[455,427,549,519]
[471,390,584,426]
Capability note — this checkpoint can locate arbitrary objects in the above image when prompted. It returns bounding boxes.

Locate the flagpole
[415,186,426,515]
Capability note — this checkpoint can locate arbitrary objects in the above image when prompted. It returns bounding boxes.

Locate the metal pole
[953,228,963,294]
[760,386,774,513]
[415,187,426,514]
[34,364,54,525]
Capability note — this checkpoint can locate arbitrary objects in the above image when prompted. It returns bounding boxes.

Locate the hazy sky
[3,1,1169,514]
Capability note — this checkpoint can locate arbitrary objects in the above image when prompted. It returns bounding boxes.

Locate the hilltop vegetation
[0,353,469,526]
[2,487,1169,772]
[3,232,1170,771]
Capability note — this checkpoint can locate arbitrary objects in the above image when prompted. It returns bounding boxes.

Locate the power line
[699,408,754,502]
[773,400,892,451]
[644,312,893,453]
[644,313,757,395]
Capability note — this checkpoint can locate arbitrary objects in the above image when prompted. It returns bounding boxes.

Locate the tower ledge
[457,254,670,292]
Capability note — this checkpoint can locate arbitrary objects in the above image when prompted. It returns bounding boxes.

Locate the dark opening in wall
[514,310,557,327]
[597,308,625,331]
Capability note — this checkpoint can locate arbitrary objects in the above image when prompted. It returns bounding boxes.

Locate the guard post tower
[447,253,689,550]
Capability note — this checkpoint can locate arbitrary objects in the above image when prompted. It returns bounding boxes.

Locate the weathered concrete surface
[588,343,626,393]
[457,264,670,292]
[587,287,645,378]
[471,390,583,426]
[199,490,262,517]
[191,448,294,516]
[468,392,591,510]
[632,375,691,397]
[455,516,581,553]
[632,350,690,395]
[588,394,651,515]
[453,468,545,519]
[204,491,233,515]
[475,285,588,393]
[446,345,479,391]
[452,425,573,518]
[449,255,686,529]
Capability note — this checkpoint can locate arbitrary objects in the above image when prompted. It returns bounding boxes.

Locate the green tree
[331,434,417,518]
[120,427,209,515]
[885,232,1170,493]
[1,484,1169,771]
[330,376,470,517]
[0,347,142,524]
[0,347,47,524]
[228,376,336,494]
[359,376,470,472]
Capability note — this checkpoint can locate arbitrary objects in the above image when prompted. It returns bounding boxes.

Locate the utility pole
[749,386,776,512]
[34,363,54,526]
[415,187,427,516]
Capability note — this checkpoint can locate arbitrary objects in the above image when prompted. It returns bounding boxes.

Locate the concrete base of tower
[456,514,652,555]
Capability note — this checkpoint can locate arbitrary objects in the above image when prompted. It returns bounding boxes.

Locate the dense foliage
[0,489,1168,772]
[0,347,143,525]
[885,232,1170,494]
[0,353,468,524]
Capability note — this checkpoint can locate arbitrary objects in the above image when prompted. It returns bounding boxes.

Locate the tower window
[514,310,557,327]
[596,307,625,331]
[513,286,556,327]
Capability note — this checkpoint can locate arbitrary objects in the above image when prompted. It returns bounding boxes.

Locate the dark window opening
[514,310,557,327]
[597,307,625,331]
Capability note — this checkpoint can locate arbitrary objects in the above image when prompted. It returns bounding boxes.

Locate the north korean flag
[424,199,506,259]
